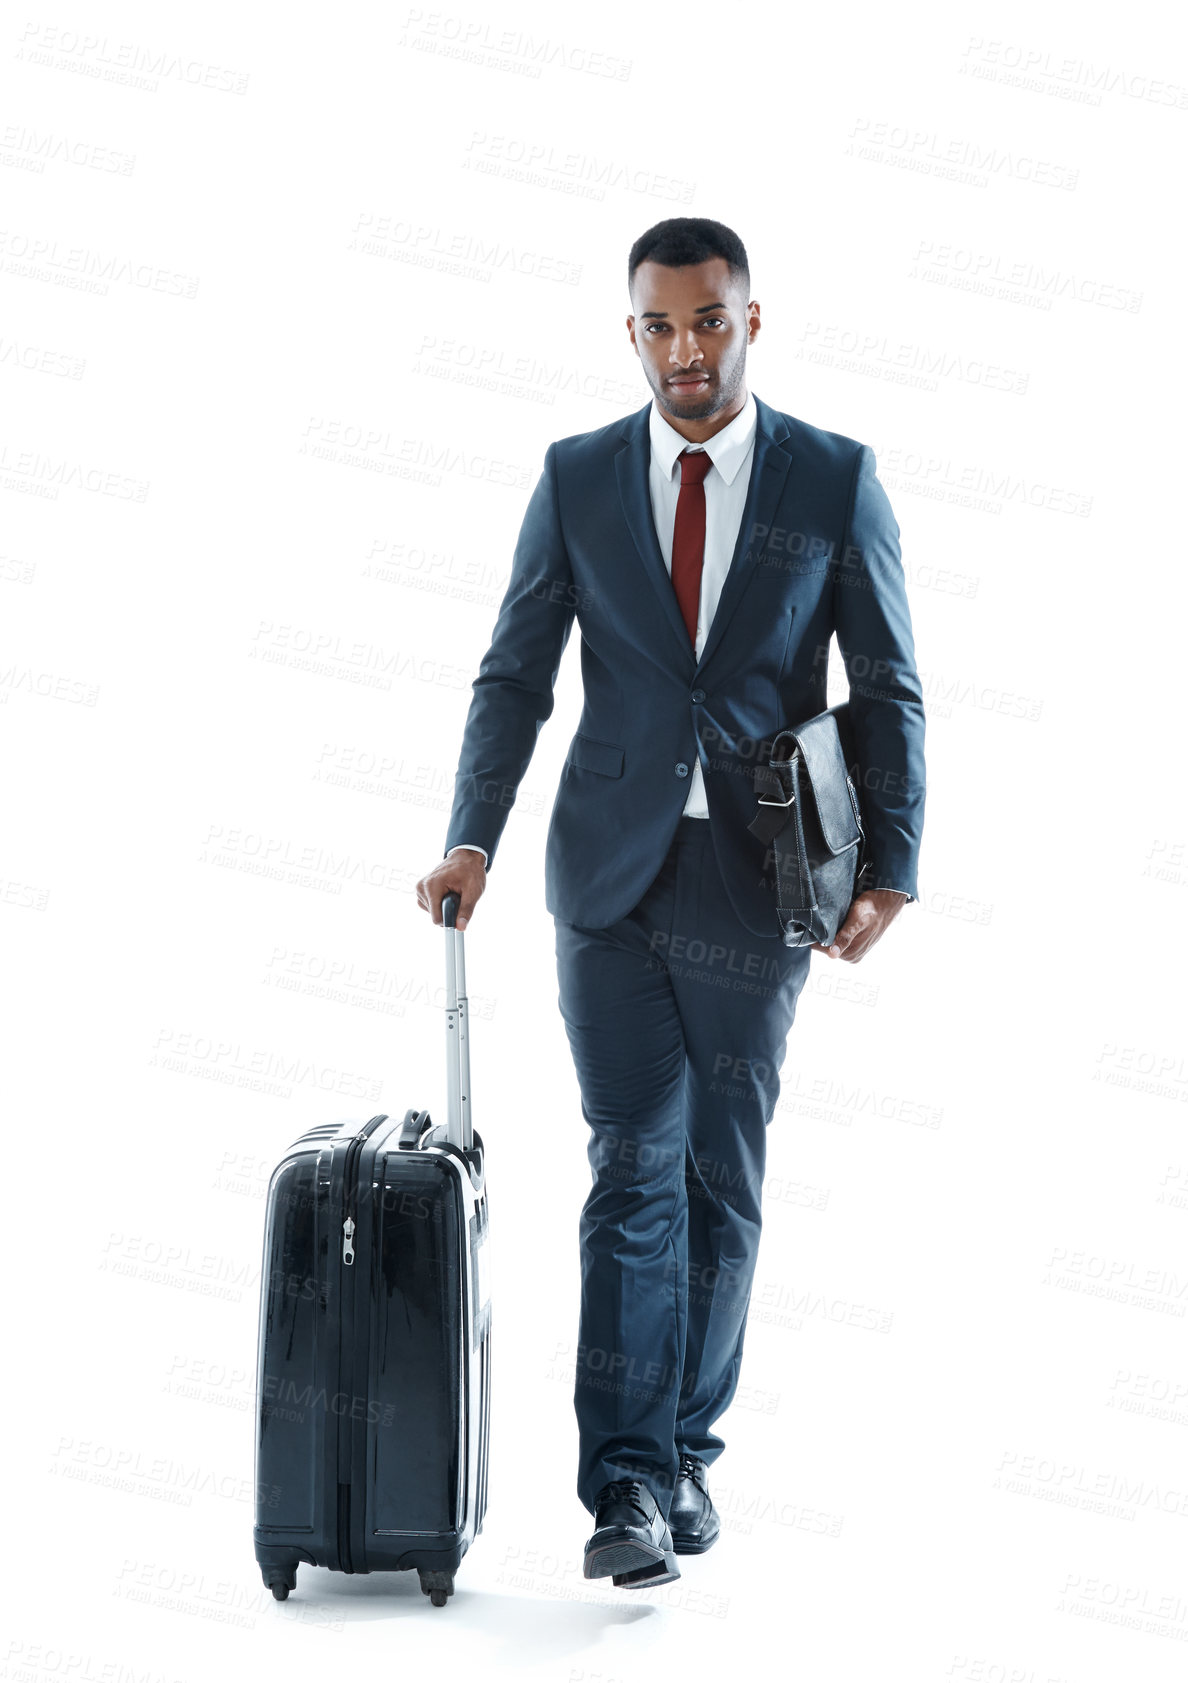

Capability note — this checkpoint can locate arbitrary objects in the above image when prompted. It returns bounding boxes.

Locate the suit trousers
[553,814,812,1520]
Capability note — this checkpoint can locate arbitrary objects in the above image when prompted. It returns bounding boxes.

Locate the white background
[4,1,1187,1679]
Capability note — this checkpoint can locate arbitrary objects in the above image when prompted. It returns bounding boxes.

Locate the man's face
[627,257,759,422]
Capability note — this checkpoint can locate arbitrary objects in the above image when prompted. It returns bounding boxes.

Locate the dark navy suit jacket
[442,392,925,936]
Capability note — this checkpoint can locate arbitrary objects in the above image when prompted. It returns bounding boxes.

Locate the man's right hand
[416,850,487,930]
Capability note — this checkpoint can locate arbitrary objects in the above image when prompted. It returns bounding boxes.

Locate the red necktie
[671,447,712,646]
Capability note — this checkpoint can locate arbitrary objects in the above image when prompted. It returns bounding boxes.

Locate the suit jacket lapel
[614,402,695,671]
[614,392,795,679]
[694,394,794,677]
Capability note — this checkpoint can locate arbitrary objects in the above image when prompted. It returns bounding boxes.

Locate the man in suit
[416,217,925,1589]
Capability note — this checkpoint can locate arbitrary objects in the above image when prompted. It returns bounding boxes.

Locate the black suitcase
[253,892,491,1608]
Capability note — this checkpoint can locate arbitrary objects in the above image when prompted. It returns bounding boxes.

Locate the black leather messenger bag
[746,702,869,948]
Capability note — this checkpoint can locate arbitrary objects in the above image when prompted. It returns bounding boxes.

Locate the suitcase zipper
[340,1115,387,1265]
[336,1113,388,1571]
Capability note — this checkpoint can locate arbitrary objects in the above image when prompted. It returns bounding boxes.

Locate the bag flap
[787,710,862,855]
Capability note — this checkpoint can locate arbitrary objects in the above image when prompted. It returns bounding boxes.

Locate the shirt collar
[648,389,757,486]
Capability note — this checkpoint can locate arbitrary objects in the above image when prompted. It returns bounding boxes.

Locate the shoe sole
[612,1553,680,1588]
[583,1528,681,1588]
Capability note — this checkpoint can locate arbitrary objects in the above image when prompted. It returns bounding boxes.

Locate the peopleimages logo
[260,1374,397,1428]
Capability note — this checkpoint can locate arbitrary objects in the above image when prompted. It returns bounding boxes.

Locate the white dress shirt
[447,391,759,865]
[647,389,757,818]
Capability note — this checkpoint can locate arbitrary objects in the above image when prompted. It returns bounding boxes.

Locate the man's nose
[668,334,704,366]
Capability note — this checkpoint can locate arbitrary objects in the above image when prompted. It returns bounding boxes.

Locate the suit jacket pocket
[567,733,625,778]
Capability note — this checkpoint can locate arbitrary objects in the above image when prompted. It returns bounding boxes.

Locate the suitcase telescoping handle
[440,892,473,1151]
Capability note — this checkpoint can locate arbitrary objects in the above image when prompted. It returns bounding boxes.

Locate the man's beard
[653,349,744,421]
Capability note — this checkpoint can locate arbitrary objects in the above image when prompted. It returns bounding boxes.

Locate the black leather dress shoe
[583,1478,680,1588]
[668,1453,721,1553]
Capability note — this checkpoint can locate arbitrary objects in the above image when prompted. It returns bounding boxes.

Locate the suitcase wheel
[262,1562,299,1601]
[418,1569,455,1608]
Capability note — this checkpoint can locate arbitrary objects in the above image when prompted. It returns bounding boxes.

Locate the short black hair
[627,218,750,302]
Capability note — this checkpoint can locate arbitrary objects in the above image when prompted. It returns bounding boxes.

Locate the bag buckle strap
[754,758,797,807]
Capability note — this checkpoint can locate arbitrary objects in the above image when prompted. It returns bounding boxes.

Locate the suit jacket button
[691,689,705,703]
[675,762,689,776]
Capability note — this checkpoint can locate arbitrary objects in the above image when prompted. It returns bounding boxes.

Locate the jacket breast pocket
[567,733,625,778]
